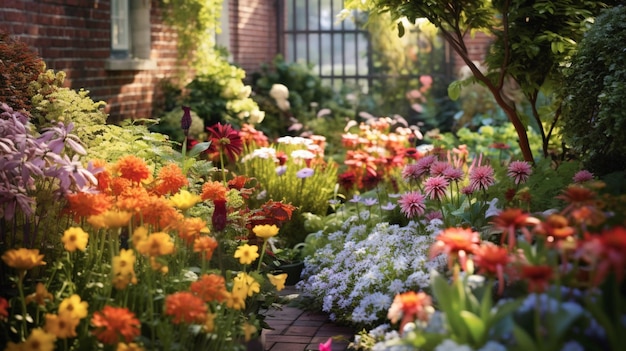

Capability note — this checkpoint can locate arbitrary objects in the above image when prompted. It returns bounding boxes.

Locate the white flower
[269,83,289,100]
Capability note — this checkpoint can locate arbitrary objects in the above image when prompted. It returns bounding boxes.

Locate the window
[106,0,156,70]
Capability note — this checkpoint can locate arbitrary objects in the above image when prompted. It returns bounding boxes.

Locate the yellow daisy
[252,224,279,240]
[233,244,259,265]
[267,273,288,291]
[168,190,202,211]
[61,227,89,252]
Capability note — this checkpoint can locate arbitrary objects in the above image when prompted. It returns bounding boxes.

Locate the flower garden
[2,2,626,351]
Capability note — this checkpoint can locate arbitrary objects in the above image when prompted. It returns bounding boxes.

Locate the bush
[0,31,44,112]
[562,5,626,175]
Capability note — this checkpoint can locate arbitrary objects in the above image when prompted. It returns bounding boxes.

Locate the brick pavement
[261,288,355,351]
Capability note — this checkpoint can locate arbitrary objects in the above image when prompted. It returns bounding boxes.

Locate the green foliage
[0,31,44,111]
[150,107,206,145]
[28,69,108,143]
[562,5,626,175]
[183,52,264,129]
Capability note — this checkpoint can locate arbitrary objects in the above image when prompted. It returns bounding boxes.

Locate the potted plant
[267,242,307,286]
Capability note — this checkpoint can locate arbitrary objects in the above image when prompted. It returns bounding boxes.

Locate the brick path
[261,287,355,351]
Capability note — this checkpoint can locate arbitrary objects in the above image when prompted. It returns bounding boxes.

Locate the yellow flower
[149,257,169,275]
[233,272,260,297]
[267,273,288,292]
[61,227,89,252]
[224,291,246,310]
[243,322,257,342]
[25,283,53,306]
[168,190,202,211]
[22,328,56,351]
[136,232,175,257]
[203,312,217,333]
[116,342,145,351]
[58,294,88,320]
[131,226,149,249]
[113,249,137,290]
[87,210,133,229]
[233,244,259,265]
[252,224,279,240]
[1,248,45,271]
[44,312,80,338]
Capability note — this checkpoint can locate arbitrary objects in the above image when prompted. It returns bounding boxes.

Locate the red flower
[165,292,207,324]
[581,226,626,286]
[430,227,480,271]
[212,198,228,231]
[0,297,8,320]
[520,264,553,293]
[535,214,575,243]
[207,123,243,161]
[387,291,432,333]
[338,171,357,191]
[91,306,141,345]
[190,274,228,302]
[473,243,510,294]
[490,208,537,250]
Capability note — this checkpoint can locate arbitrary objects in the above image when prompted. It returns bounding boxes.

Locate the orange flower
[136,196,182,230]
[1,248,46,271]
[91,159,112,193]
[136,232,175,257]
[153,163,188,196]
[131,226,149,249]
[25,283,53,306]
[115,155,151,183]
[115,185,150,213]
[164,291,208,324]
[193,236,219,260]
[430,227,480,271]
[116,343,145,351]
[583,226,626,285]
[520,264,553,293]
[110,176,134,197]
[201,180,228,202]
[149,256,169,275]
[535,214,575,243]
[65,192,112,220]
[176,217,210,245]
[490,208,538,250]
[91,305,141,345]
[387,291,432,333]
[190,274,228,302]
[473,243,510,295]
[557,185,597,211]
[87,210,133,229]
[44,312,80,338]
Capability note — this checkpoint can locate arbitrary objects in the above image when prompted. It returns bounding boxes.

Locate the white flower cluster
[298,216,447,325]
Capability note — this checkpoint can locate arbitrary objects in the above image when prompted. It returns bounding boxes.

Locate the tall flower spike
[181,106,192,137]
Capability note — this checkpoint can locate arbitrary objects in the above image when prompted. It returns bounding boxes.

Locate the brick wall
[0,0,184,122]
[452,31,493,77]
[230,0,279,76]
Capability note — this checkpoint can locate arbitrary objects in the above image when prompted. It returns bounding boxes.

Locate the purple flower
[296,167,314,179]
[423,176,449,201]
[381,201,397,211]
[362,198,378,206]
[39,122,86,155]
[181,106,192,136]
[276,165,287,176]
[429,161,451,177]
[507,160,532,185]
[469,165,495,192]
[573,170,594,183]
[398,191,426,219]
[349,194,362,203]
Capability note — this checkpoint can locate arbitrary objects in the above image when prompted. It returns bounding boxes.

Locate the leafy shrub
[562,5,626,175]
[0,31,44,111]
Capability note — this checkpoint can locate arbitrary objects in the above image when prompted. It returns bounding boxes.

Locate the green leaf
[460,311,485,345]
[512,324,538,350]
[397,21,405,37]
[188,141,211,158]
[448,80,463,100]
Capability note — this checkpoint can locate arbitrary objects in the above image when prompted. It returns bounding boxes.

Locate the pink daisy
[443,167,465,182]
[402,155,437,182]
[469,165,495,192]
[423,176,449,201]
[398,191,426,219]
[507,161,532,185]
[429,161,452,177]
[572,170,594,183]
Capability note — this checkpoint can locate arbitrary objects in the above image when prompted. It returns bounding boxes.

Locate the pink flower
[429,161,451,177]
[398,191,426,219]
[573,170,594,183]
[402,155,436,181]
[507,161,532,185]
[423,176,449,201]
[319,338,332,351]
[469,165,495,192]
[442,167,464,182]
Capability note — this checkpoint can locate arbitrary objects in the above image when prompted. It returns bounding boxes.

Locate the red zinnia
[207,123,243,161]
[338,171,357,191]
[165,291,207,324]
[91,306,141,345]
[520,264,553,293]
[473,243,510,294]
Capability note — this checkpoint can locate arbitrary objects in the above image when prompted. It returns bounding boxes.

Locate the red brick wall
[452,31,493,77]
[0,0,183,122]
[230,0,279,76]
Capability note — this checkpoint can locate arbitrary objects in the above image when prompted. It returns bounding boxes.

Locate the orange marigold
[65,192,112,221]
[190,274,228,302]
[91,306,141,345]
[201,180,228,201]
[176,217,210,245]
[91,159,112,193]
[115,186,150,213]
[164,291,207,324]
[115,155,151,183]
[110,177,134,197]
[193,236,218,260]
[153,163,188,196]
[137,196,182,230]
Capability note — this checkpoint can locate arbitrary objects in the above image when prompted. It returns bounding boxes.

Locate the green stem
[17,272,28,340]
[257,240,268,272]
[219,150,227,186]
